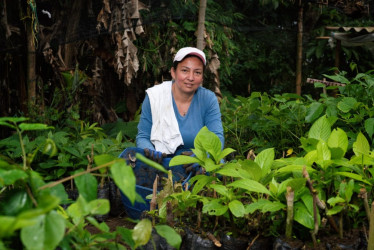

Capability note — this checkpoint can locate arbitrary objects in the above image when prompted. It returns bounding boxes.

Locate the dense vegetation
[1,0,373,136]
[1,0,374,249]
[1,70,374,248]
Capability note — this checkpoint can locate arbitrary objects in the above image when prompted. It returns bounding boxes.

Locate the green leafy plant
[0,116,181,249]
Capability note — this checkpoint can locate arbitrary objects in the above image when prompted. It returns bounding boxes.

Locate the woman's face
[171,56,204,94]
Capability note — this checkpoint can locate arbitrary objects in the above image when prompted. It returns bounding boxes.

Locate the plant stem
[207,232,221,247]
[302,167,322,239]
[197,201,202,230]
[26,184,38,207]
[150,175,158,211]
[166,201,174,227]
[368,202,374,250]
[285,186,294,240]
[339,212,343,239]
[16,127,27,170]
[359,188,370,222]
[38,160,117,190]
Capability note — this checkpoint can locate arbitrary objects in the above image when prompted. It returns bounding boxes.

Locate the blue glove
[144,148,165,164]
[181,151,205,175]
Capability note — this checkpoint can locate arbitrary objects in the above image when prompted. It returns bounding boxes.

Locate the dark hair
[173,54,206,71]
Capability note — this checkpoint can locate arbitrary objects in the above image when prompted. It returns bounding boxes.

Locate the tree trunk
[196,0,207,50]
[26,11,36,107]
[64,0,84,69]
[295,0,303,96]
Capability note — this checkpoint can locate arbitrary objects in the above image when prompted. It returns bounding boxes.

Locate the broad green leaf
[216,163,248,178]
[277,165,315,174]
[169,155,199,166]
[0,169,28,186]
[327,196,345,206]
[327,205,343,216]
[294,202,314,229]
[327,128,348,159]
[365,118,374,138]
[21,215,45,250]
[240,160,262,181]
[203,158,221,172]
[323,74,350,85]
[334,172,371,185]
[49,184,69,205]
[86,216,110,232]
[0,117,28,123]
[67,195,89,222]
[339,179,354,202]
[337,97,357,113]
[136,153,168,174]
[262,201,286,213]
[254,148,274,177]
[94,154,117,166]
[245,199,268,213]
[218,148,236,162]
[228,179,270,195]
[132,219,152,248]
[314,82,325,88]
[0,121,16,129]
[0,190,32,216]
[21,211,65,250]
[287,178,306,192]
[308,115,331,142]
[317,141,331,162]
[43,211,65,250]
[19,123,54,131]
[190,175,216,195]
[111,161,136,204]
[349,155,374,166]
[210,184,229,198]
[304,150,317,166]
[305,102,324,123]
[155,225,182,250]
[245,199,285,214]
[194,127,222,162]
[300,137,319,152]
[203,199,228,216]
[353,132,370,156]
[0,216,37,238]
[349,203,360,212]
[74,171,97,202]
[116,227,135,249]
[87,199,110,215]
[228,200,245,217]
[269,179,278,196]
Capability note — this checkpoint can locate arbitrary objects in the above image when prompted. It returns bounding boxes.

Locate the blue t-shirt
[136,85,224,153]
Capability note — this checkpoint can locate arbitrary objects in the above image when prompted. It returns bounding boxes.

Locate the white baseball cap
[173,47,206,65]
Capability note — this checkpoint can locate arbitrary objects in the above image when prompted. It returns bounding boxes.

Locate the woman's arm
[136,95,155,150]
[204,93,225,149]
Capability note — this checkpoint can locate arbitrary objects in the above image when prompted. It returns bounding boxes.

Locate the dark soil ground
[86,215,136,234]
[87,214,368,250]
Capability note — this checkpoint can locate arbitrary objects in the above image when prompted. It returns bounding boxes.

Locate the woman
[136,47,224,159]
[119,47,224,218]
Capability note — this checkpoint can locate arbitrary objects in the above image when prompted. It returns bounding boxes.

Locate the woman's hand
[181,151,206,175]
[144,148,166,164]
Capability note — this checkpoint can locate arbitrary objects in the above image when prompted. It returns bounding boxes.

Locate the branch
[39,160,118,190]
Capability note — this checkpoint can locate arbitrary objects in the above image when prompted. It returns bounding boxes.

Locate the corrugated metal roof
[325,26,374,33]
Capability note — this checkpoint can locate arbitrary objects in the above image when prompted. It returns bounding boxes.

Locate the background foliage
[0,0,373,139]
